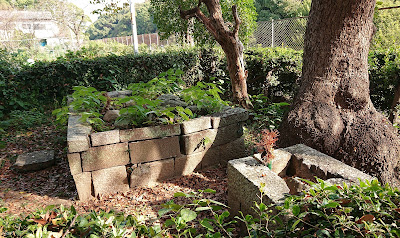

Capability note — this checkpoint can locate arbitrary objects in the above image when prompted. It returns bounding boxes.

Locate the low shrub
[2,45,400,120]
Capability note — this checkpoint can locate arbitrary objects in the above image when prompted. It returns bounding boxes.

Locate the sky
[66,0,145,22]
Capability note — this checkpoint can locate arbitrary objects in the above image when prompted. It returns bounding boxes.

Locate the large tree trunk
[279,0,400,187]
[180,0,252,108]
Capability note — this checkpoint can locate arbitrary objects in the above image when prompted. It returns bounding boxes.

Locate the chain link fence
[251,17,308,50]
[93,17,309,51]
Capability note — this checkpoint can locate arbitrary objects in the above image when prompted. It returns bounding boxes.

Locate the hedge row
[1,46,399,117]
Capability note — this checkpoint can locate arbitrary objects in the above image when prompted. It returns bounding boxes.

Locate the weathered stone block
[202,137,247,169]
[92,166,129,197]
[13,150,55,172]
[67,115,91,153]
[120,124,181,142]
[283,144,374,183]
[228,157,290,217]
[91,130,120,147]
[130,158,175,187]
[67,153,82,175]
[175,153,203,176]
[181,117,212,134]
[213,123,244,147]
[180,129,217,155]
[211,107,249,128]
[253,149,292,176]
[82,143,129,172]
[73,172,93,201]
[129,137,181,163]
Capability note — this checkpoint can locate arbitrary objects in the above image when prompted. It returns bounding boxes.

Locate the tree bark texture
[180,0,252,108]
[279,0,400,187]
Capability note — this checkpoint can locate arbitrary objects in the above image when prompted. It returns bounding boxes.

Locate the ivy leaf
[180,209,197,222]
[200,219,214,232]
[292,205,300,216]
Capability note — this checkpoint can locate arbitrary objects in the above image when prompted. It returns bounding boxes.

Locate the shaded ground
[0,121,229,219]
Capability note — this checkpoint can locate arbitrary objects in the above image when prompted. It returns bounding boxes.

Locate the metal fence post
[271,19,274,48]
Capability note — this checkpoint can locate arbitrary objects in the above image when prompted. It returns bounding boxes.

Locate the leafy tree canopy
[255,0,310,21]
[86,1,157,40]
[373,0,400,49]
[0,0,37,9]
[149,0,257,46]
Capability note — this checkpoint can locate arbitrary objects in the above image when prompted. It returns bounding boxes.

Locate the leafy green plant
[159,189,236,237]
[128,69,185,99]
[249,94,290,130]
[181,81,229,115]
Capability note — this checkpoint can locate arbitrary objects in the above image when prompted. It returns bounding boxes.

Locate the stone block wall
[67,107,249,201]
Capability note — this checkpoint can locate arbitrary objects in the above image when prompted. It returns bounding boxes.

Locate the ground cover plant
[1,179,399,237]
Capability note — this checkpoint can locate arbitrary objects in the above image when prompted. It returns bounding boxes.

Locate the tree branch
[179,0,219,41]
[232,5,241,37]
[179,0,202,20]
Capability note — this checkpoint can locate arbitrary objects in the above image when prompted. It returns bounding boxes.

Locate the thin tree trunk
[180,0,252,108]
[279,0,400,187]
[389,83,400,124]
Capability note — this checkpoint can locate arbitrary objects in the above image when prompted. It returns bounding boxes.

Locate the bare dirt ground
[0,123,229,219]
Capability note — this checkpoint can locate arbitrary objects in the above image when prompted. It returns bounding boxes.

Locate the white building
[0,10,65,46]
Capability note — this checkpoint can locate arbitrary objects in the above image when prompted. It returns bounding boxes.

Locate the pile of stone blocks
[228,144,375,218]
[67,107,249,201]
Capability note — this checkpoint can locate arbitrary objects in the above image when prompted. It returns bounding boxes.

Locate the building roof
[0,10,52,21]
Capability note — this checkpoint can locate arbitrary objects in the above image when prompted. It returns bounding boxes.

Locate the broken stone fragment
[13,150,55,172]
[103,110,120,122]
[157,94,188,107]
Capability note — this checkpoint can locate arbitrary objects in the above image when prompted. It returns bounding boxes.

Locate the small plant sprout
[255,129,279,169]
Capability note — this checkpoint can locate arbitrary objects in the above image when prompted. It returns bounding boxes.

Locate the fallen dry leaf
[356,214,375,224]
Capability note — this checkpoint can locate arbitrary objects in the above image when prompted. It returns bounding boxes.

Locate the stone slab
[213,123,244,147]
[67,115,91,153]
[67,153,82,175]
[201,137,248,169]
[129,136,181,163]
[92,166,130,197]
[180,129,217,155]
[228,157,290,217]
[91,130,120,147]
[130,158,175,187]
[175,153,203,177]
[13,150,55,172]
[73,172,93,201]
[283,144,374,183]
[253,149,292,176]
[81,143,129,172]
[120,124,181,142]
[180,117,212,134]
[211,107,249,128]
[180,123,244,155]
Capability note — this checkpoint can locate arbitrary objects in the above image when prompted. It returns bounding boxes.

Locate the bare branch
[232,5,241,36]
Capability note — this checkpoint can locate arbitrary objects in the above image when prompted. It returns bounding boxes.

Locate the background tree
[255,0,310,21]
[38,0,90,47]
[372,0,400,49]
[86,2,157,40]
[150,0,257,107]
[279,0,400,187]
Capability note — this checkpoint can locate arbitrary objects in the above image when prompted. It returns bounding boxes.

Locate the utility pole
[129,0,142,54]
